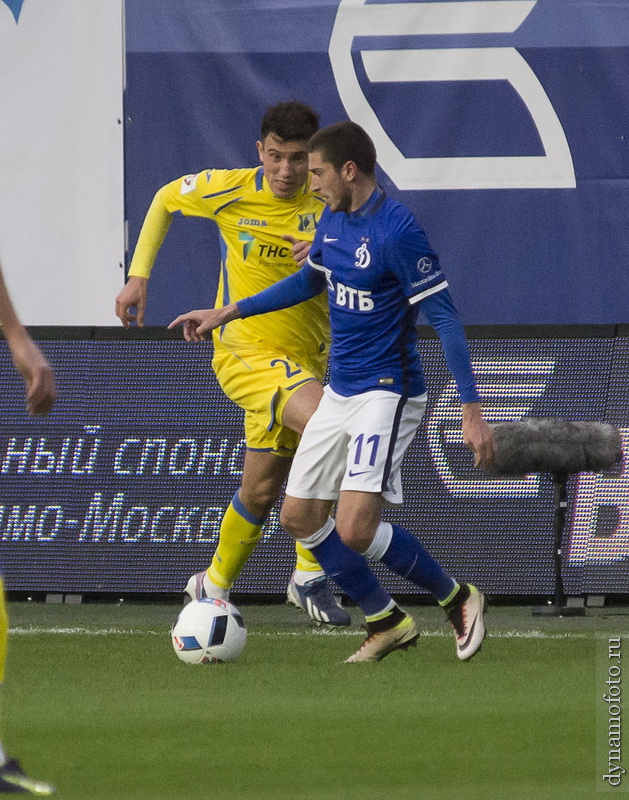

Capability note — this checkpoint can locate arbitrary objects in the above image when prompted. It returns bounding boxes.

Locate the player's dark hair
[260,101,320,142]
[308,121,377,176]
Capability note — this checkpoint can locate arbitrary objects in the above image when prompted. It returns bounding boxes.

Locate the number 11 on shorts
[353,433,380,467]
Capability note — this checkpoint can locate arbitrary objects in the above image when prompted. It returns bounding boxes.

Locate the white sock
[364,521,393,560]
[297,517,336,550]
[203,575,230,601]
[292,569,325,586]
[0,740,7,766]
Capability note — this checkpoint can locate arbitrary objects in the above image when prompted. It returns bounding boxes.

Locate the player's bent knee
[238,487,280,520]
[279,504,302,538]
[281,495,333,540]
[335,523,373,555]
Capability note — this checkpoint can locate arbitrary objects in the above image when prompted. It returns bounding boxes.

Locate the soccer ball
[171,598,247,664]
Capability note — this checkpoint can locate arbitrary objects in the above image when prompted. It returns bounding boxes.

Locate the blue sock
[381,523,456,602]
[309,527,393,618]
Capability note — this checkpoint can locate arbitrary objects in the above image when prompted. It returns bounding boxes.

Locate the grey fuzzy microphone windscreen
[485,417,623,478]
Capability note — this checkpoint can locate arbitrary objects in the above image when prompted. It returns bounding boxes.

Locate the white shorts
[285,386,427,505]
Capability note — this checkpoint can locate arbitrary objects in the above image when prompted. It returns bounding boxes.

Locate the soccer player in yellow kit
[116,102,350,625]
[0,258,55,794]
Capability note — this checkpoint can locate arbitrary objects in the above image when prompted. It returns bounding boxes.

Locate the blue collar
[348,185,386,219]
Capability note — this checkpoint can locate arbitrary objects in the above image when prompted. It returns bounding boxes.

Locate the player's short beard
[333,185,353,213]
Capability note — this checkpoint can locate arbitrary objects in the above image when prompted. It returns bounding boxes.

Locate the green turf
[2,600,627,800]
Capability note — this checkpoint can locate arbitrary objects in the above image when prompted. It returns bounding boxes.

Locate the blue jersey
[307,188,446,395]
[239,187,479,402]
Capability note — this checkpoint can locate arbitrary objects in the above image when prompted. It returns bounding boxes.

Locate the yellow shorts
[212,347,325,457]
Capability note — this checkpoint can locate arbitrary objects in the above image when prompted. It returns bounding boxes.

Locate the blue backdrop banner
[124,0,629,326]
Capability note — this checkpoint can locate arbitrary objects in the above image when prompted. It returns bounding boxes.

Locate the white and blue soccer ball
[171,598,247,664]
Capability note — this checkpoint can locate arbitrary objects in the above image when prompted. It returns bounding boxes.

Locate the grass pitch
[3,599,625,800]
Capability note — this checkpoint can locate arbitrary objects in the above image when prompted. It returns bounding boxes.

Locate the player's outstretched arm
[419,288,494,466]
[170,266,326,342]
[116,188,173,328]
[168,303,241,342]
[0,263,56,416]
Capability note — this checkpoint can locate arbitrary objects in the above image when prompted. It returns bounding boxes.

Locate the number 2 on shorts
[270,358,302,379]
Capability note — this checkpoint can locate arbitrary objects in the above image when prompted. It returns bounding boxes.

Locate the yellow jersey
[128,167,329,369]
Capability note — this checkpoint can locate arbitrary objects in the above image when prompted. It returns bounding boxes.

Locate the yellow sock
[207,494,264,590]
[438,582,461,607]
[365,600,397,624]
[0,580,8,684]
[294,540,325,573]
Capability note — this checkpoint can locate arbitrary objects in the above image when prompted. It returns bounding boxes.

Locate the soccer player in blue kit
[170,121,495,663]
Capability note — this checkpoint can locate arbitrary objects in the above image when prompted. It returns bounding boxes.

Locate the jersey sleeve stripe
[408,280,449,305]
[213,196,243,215]
[202,186,243,199]
[306,256,327,272]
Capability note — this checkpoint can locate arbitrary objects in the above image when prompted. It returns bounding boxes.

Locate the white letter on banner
[1,438,33,474]
[36,506,64,541]
[329,0,575,190]
[31,439,56,474]
[426,359,556,497]
[567,429,629,565]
